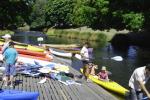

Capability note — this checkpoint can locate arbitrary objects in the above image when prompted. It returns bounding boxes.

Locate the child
[97,66,109,81]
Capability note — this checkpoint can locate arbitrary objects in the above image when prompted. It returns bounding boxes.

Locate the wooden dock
[0,56,119,100]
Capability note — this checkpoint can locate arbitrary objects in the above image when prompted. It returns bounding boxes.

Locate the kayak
[80,68,129,96]
[0,40,44,52]
[0,89,39,100]
[49,48,72,58]
[16,49,46,57]
[50,48,93,59]
[43,44,81,49]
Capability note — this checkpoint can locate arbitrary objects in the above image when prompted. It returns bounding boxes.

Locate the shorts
[82,60,89,65]
[5,64,16,76]
[126,87,143,100]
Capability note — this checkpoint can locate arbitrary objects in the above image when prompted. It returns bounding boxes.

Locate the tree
[28,0,47,29]
[45,0,75,28]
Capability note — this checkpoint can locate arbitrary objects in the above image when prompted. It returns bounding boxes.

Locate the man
[1,34,11,81]
[1,34,11,54]
[128,64,150,100]
[80,42,90,64]
[80,42,90,81]
[3,41,18,87]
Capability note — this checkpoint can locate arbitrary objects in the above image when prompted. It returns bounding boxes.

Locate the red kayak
[0,46,49,58]
[16,49,46,57]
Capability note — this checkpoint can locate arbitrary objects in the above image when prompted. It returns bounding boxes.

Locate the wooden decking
[0,56,119,100]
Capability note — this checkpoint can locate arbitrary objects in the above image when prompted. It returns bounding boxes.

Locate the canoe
[43,44,81,48]
[80,68,129,96]
[0,89,39,100]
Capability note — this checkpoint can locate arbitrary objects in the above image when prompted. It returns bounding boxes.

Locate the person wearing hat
[3,41,18,87]
[97,66,109,81]
[128,64,150,100]
[1,34,12,54]
[1,34,12,82]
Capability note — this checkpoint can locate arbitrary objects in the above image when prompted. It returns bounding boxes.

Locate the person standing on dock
[80,42,90,80]
[128,64,150,100]
[1,34,12,54]
[1,34,12,81]
[3,42,18,87]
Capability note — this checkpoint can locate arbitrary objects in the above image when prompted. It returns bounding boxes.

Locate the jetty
[0,56,118,100]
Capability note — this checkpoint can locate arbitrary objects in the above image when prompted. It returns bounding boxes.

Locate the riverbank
[0,30,14,36]
[46,27,129,42]
[0,28,129,43]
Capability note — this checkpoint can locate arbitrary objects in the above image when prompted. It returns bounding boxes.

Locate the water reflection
[12,34,150,99]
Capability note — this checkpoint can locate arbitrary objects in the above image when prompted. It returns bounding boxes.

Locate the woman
[97,66,109,81]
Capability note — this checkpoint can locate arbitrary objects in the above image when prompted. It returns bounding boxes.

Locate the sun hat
[2,34,11,39]
[101,66,106,71]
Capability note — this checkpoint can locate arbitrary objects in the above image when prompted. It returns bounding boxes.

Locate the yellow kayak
[0,39,44,52]
[80,68,129,96]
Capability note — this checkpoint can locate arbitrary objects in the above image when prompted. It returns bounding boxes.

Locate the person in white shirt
[80,42,90,63]
[128,64,150,100]
[80,42,90,81]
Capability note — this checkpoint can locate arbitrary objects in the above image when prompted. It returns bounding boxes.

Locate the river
[13,34,150,99]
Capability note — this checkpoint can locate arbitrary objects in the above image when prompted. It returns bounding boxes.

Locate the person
[80,42,90,64]
[128,64,150,100]
[1,34,12,81]
[3,41,18,87]
[1,34,12,54]
[88,63,98,75]
[82,62,98,81]
[80,42,90,80]
[97,66,109,81]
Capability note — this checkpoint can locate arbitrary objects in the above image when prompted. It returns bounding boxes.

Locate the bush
[122,12,144,31]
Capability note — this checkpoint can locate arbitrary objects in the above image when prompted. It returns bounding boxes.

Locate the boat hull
[0,89,39,100]
[80,68,129,96]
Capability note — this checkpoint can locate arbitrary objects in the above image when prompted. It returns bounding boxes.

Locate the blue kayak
[0,89,39,100]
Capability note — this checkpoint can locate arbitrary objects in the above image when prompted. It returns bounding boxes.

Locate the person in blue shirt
[3,41,18,87]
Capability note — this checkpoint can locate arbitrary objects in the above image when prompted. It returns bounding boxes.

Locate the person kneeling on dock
[83,62,98,81]
[97,66,109,81]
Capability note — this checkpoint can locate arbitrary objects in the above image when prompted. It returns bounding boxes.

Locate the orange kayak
[16,49,46,57]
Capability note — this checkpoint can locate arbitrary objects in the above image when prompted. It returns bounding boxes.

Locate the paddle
[102,56,123,61]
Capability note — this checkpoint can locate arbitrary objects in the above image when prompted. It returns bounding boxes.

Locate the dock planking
[0,56,119,100]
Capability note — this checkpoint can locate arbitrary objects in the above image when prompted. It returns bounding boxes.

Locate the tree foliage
[0,0,150,31]
[45,0,75,28]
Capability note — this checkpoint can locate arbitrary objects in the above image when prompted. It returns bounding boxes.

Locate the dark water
[13,34,150,99]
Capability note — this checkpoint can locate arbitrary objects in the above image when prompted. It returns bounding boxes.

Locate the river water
[13,34,150,99]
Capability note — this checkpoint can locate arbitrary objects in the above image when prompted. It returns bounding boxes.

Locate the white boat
[49,48,93,60]
[43,44,81,49]
[49,48,73,58]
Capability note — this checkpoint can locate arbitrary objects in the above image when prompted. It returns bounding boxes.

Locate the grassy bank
[0,30,14,36]
[46,28,129,42]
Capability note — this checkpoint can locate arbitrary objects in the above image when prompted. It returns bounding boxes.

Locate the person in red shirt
[97,66,109,81]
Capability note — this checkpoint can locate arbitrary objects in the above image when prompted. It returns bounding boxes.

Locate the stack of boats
[0,40,52,61]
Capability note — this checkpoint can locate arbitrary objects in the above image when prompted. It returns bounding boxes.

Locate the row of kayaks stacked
[0,40,52,61]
